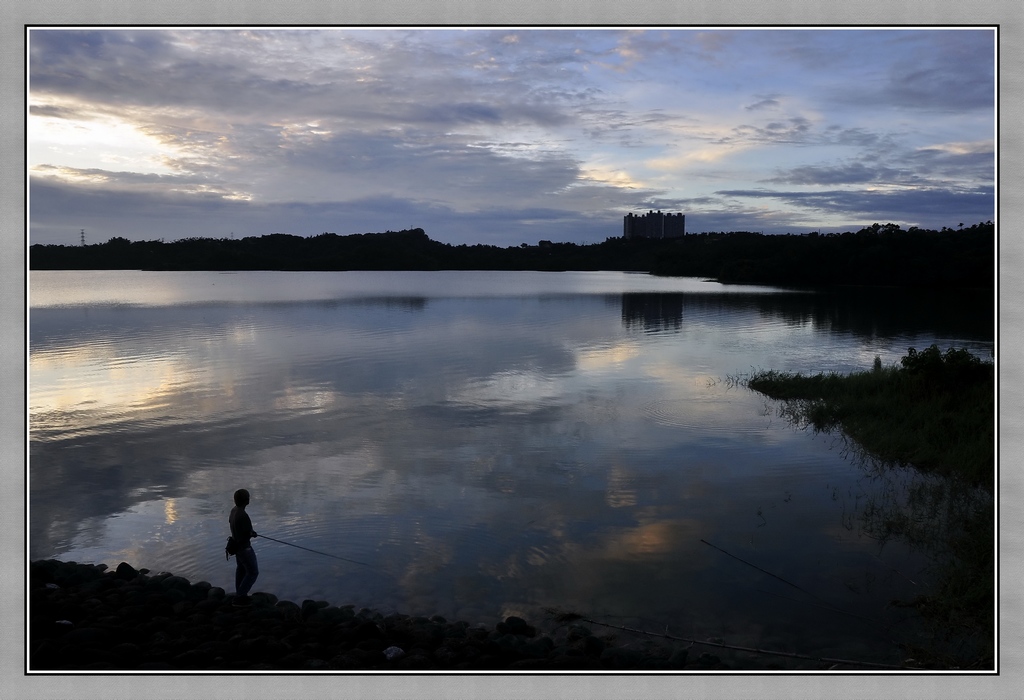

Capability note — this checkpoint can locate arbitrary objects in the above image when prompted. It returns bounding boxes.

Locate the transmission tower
[80,229,85,246]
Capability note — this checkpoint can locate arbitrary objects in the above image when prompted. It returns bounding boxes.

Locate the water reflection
[617,287,994,347]
[621,293,685,332]
[28,271,993,667]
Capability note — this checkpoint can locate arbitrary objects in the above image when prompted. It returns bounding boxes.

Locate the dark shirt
[229,506,255,550]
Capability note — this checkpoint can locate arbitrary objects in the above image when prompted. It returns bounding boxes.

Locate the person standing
[229,488,259,606]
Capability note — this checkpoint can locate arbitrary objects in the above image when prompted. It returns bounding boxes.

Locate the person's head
[233,489,250,507]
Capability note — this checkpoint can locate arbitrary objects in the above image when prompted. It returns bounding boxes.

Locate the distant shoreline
[29,223,995,290]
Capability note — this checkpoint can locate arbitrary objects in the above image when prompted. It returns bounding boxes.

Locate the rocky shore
[30,559,730,672]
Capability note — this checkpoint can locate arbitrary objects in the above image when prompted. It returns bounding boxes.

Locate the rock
[114,562,139,581]
[346,648,385,666]
[522,636,554,659]
[496,616,535,637]
[431,646,461,665]
[61,626,113,647]
[301,599,328,619]
[668,647,689,668]
[161,575,192,592]
[579,635,606,656]
[695,651,724,668]
[328,654,362,670]
[494,633,524,654]
[395,651,433,669]
[80,576,116,596]
[565,624,592,641]
[275,600,301,619]
[278,652,310,669]
[353,619,384,640]
[600,646,646,669]
[110,642,142,666]
[383,645,406,661]
[252,591,277,606]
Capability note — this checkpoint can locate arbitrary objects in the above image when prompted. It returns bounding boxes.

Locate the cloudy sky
[28,27,996,247]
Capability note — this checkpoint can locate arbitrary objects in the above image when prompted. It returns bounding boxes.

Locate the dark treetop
[30,222,995,289]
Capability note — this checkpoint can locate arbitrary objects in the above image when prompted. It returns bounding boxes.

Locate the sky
[27,27,996,247]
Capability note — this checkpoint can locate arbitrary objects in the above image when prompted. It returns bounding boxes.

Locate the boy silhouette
[229,488,259,606]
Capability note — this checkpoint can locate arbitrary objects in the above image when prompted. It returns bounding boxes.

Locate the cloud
[766,162,903,186]
[715,185,994,228]
[824,30,995,113]
[765,136,994,189]
[729,116,816,145]
[28,28,995,245]
[906,141,995,181]
[744,95,782,112]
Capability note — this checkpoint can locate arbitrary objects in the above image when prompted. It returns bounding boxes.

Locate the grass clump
[747,345,994,490]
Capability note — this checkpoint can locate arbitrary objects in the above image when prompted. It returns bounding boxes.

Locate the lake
[28,270,994,668]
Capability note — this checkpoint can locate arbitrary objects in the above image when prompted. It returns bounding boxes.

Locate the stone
[162,575,192,592]
[580,635,606,656]
[113,562,139,581]
[495,616,535,637]
[522,636,554,659]
[61,626,113,647]
[353,619,384,640]
[600,646,646,669]
[668,647,690,668]
[565,624,592,641]
[301,599,326,619]
[252,591,277,606]
[395,652,432,669]
[431,646,461,665]
[695,651,723,668]
[275,600,302,619]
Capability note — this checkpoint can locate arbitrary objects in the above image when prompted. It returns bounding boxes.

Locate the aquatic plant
[746,345,993,489]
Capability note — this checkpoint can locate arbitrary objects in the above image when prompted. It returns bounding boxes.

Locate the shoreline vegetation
[743,345,995,669]
[30,221,994,289]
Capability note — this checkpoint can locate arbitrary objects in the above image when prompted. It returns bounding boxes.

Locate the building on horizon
[623,211,686,239]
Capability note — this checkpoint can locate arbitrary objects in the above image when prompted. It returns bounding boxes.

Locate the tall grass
[747,345,993,490]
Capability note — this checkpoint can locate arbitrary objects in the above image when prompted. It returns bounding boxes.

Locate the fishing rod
[256,533,372,567]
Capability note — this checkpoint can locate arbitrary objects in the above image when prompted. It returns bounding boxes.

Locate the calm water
[29,270,994,667]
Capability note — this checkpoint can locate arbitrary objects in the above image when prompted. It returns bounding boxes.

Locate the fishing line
[257,533,373,567]
[700,538,816,598]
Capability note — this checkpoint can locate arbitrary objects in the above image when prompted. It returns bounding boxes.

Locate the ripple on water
[640,397,764,434]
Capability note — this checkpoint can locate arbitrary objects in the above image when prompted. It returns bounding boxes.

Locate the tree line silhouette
[30,222,994,289]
